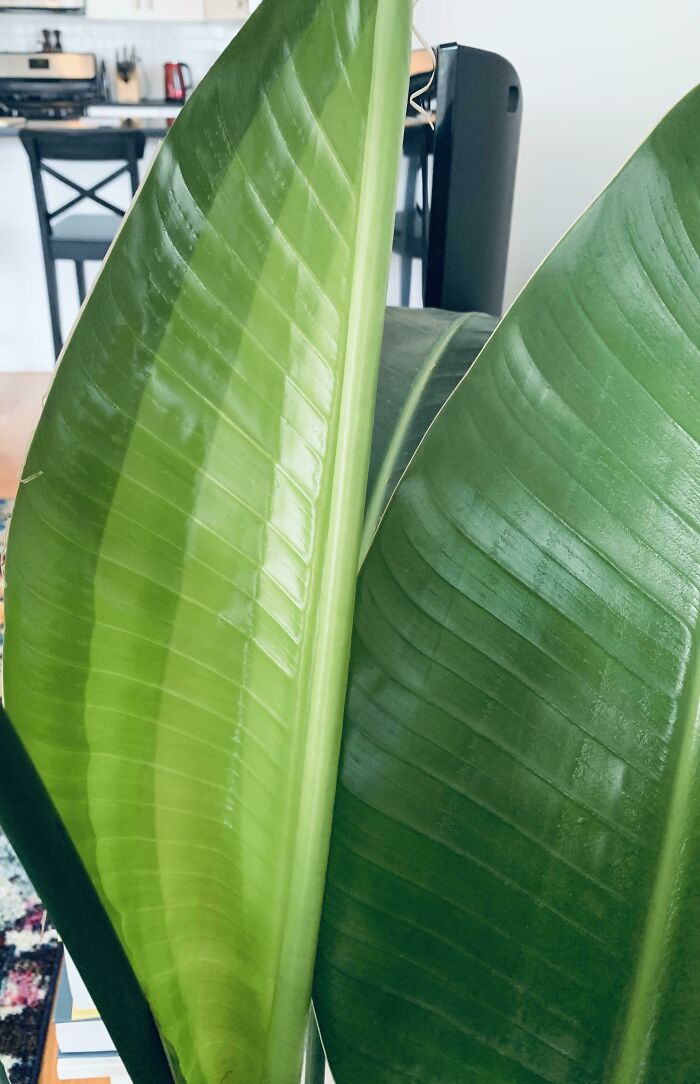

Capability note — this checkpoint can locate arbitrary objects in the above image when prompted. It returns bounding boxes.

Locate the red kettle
[164,61,192,102]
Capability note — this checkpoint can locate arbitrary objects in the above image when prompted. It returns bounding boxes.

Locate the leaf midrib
[612,633,700,1082]
[260,3,412,1079]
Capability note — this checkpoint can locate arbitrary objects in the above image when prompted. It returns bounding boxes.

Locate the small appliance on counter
[0,51,97,120]
[115,47,141,105]
[164,62,192,103]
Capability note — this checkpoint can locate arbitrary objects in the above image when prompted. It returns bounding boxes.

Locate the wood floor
[0,372,52,500]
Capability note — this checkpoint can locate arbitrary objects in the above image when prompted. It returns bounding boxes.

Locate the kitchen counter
[0,97,184,137]
[0,116,176,138]
[88,97,183,110]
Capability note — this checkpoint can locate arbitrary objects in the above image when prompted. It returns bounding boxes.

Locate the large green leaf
[315,84,700,1082]
[364,308,495,553]
[1,1,412,1082]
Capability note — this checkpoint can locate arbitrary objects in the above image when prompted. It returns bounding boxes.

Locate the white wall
[413,0,700,309]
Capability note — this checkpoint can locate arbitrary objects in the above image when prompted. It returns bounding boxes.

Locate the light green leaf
[364,307,495,553]
[2,1,412,1082]
[316,84,700,1082]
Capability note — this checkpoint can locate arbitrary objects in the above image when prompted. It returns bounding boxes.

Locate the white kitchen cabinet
[87,0,247,19]
[204,0,248,19]
[86,0,205,21]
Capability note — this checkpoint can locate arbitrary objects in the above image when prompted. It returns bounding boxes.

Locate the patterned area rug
[0,499,62,1084]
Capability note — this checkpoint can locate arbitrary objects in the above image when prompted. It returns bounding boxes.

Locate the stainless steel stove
[0,52,97,119]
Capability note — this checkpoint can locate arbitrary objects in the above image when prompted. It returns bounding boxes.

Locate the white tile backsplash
[0,12,238,97]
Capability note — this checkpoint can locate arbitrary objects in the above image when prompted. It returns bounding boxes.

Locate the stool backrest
[19,128,147,238]
[399,44,522,318]
[425,44,522,317]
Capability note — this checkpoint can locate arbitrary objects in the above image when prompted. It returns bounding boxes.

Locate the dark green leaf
[364,307,495,552]
[316,84,700,1083]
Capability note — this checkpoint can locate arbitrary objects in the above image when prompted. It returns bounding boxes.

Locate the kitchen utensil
[115,47,140,104]
[164,62,192,103]
[97,59,111,102]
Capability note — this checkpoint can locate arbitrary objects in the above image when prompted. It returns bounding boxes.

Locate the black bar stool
[19,128,146,360]
[395,44,522,318]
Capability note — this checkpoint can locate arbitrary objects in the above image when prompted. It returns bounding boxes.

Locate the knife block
[115,70,141,104]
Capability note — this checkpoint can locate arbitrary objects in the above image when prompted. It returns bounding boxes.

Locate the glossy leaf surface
[316,85,700,1083]
[2,1,412,1082]
[364,307,495,552]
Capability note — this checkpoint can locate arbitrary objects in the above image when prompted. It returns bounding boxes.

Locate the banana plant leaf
[364,308,495,554]
[315,84,700,1083]
[0,0,412,1082]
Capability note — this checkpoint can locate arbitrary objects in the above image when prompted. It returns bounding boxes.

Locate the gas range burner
[0,52,97,123]
[1,101,85,121]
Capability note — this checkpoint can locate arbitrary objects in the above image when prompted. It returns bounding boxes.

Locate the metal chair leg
[75,261,87,305]
[400,155,420,306]
[44,255,62,360]
[400,253,413,307]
